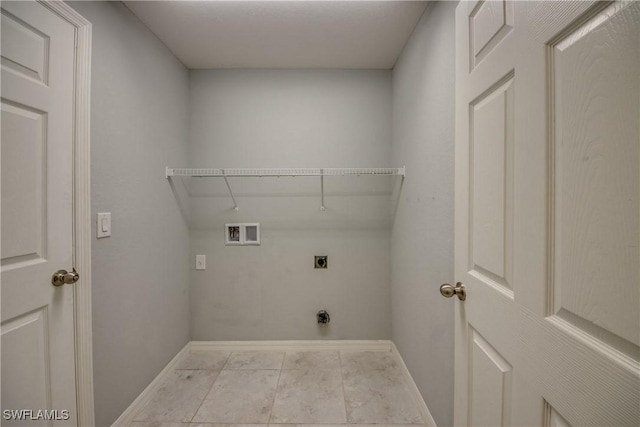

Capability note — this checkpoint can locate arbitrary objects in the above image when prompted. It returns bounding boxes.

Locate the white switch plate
[97,213,111,238]
[195,254,206,270]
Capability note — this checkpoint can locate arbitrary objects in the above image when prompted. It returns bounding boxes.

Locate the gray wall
[188,70,393,340]
[391,2,457,426]
[68,2,191,426]
[69,2,457,424]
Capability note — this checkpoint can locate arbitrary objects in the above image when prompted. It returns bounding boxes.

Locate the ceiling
[123,1,429,69]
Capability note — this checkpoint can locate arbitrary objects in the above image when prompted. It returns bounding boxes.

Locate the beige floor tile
[343,369,422,424]
[269,425,425,427]
[192,370,279,423]
[346,425,425,427]
[268,425,340,427]
[133,370,218,422]
[270,369,347,424]
[282,351,341,370]
[129,423,188,427]
[353,425,426,427]
[340,351,399,375]
[224,352,284,370]
[131,350,427,427]
[268,425,347,427]
[190,424,266,427]
[176,351,230,370]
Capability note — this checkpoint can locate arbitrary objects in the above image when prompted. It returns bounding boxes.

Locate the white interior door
[454,1,639,425]
[1,1,78,425]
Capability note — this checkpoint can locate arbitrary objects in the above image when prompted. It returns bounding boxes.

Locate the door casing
[36,1,94,424]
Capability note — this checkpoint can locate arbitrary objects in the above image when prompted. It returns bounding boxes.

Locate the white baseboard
[190,339,392,352]
[111,342,191,427]
[391,342,438,427]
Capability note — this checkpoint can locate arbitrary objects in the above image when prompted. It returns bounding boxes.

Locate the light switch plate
[195,254,206,270]
[97,213,111,238]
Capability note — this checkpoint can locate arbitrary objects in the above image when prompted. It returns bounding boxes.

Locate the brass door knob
[440,282,466,301]
[52,268,79,286]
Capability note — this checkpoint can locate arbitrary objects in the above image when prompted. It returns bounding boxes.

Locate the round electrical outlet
[314,256,328,269]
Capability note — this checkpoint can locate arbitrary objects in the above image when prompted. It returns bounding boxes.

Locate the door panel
[469,0,513,70]
[469,328,512,427]
[1,100,46,266]
[455,1,640,426]
[1,309,51,414]
[550,0,639,350]
[469,73,514,295]
[1,1,77,425]
[0,9,49,84]
[543,402,571,427]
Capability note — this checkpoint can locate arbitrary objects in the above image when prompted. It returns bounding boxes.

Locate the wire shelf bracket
[166,166,406,211]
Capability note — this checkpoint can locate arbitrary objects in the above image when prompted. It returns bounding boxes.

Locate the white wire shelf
[165,166,405,211]
[166,167,405,178]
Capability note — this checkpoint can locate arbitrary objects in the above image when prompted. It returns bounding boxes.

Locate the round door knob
[52,268,80,287]
[440,282,466,301]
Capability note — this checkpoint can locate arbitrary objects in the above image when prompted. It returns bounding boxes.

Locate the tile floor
[129,350,425,427]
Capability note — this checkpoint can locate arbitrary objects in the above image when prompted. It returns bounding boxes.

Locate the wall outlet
[314,256,328,269]
[195,254,206,270]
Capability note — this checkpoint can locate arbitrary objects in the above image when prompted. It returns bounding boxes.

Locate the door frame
[37,1,94,424]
